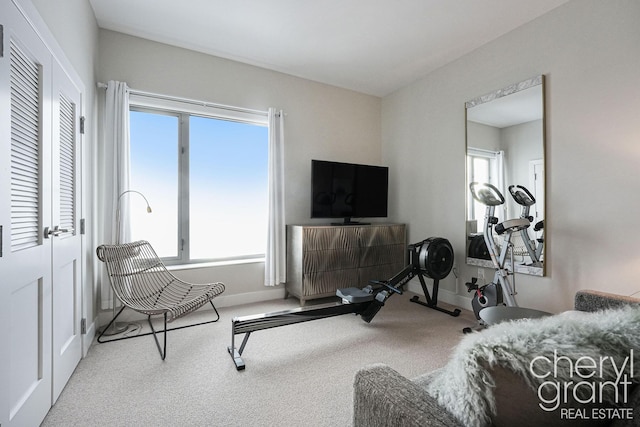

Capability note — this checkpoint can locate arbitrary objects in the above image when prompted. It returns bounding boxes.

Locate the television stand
[331,218,370,226]
[285,223,406,305]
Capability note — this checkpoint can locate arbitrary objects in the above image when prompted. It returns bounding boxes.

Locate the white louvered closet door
[0,3,54,426]
[51,60,82,404]
[1,1,83,425]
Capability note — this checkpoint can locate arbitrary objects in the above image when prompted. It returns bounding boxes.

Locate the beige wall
[30,0,98,83]
[33,0,640,315]
[382,0,640,312]
[97,30,383,304]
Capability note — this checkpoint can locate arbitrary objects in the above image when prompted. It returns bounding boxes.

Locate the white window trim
[467,148,506,223]
[129,93,268,266]
[129,93,267,126]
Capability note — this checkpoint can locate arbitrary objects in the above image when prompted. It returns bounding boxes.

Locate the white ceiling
[89,0,570,97]
[467,85,543,128]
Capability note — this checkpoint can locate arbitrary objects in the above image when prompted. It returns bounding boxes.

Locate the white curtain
[496,150,507,221]
[98,80,131,309]
[265,108,286,286]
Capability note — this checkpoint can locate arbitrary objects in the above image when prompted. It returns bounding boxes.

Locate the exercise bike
[508,184,544,266]
[465,182,531,320]
[228,237,459,370]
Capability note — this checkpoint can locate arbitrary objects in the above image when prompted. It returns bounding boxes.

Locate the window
[467,148,504,231]
[129,99,268,264]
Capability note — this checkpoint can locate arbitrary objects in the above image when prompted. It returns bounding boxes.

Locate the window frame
[466,148,505,227]
[129,94,269,266]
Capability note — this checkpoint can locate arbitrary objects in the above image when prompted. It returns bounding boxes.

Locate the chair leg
[209,300,221,321]
[97,305,127,343]
[147,313,168,360]
[98,300,221,360]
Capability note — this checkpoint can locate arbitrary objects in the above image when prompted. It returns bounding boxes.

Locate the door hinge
[80,116,85,134]
[0,25,4,58]
[80,218,85,235]
[81,318,87,334]
[0,225,3,258]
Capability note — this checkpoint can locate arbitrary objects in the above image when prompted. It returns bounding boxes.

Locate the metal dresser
[286,224,406,305]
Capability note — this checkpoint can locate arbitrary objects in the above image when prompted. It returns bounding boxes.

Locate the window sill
[167,257,265,271]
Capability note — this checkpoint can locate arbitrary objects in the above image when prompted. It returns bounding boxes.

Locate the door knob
[44,226,69,238]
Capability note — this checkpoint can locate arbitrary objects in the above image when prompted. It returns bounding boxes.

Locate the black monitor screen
[311,160,388,221]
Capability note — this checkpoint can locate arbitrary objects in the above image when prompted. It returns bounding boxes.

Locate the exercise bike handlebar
[469,182,505,206]
[509,184,536,207]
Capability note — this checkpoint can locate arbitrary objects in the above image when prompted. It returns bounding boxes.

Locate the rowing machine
[407,237,460,316]
[228,237,459,370]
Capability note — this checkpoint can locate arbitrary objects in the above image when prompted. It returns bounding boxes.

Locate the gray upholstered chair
[353,290,640,427]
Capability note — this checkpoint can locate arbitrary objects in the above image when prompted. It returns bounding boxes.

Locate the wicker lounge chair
[96,240,225,359]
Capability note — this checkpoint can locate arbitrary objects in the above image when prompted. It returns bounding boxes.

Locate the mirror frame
[465,75,546,277]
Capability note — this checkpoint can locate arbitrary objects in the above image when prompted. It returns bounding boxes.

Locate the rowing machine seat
[336,287,375,303]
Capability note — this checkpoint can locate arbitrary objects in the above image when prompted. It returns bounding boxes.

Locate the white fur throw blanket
[424,306,640,427]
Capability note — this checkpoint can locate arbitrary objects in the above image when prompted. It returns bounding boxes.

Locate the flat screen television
[311,159,389,225]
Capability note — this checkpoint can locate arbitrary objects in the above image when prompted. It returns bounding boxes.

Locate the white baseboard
[83,321,96,356]
[97,287,287,326]
[407,282,472,312]
[95,286,469,329]
[214,287,286,308]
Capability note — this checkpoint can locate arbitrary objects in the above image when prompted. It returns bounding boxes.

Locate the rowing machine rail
[228,237,460,370]
[228,288,384,370]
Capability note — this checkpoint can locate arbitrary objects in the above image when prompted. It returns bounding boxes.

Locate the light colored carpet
[42,292,475,427]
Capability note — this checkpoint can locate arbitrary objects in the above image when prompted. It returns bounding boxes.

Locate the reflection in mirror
[465,75,545,276]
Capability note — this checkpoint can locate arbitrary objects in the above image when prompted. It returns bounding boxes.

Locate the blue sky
[129,110,268,259]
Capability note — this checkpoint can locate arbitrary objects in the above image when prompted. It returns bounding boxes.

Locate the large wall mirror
[465,75,546,276]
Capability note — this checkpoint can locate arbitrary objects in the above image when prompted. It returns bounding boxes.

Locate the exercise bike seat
[495,218,530,235]
[336,287,374,303]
